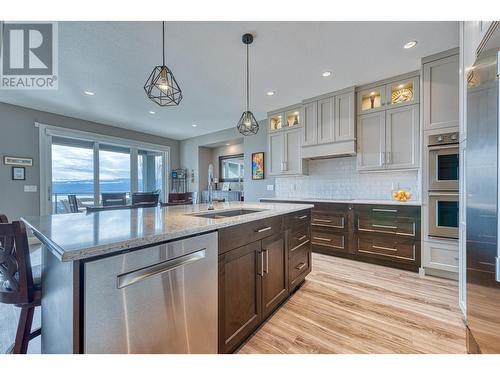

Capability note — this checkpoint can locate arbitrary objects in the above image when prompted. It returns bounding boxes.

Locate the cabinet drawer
[311,230,347,252]
[289,223,310,253]
[312,213,346,230]
[289,244,310,284]
[357,216,417,237]
[356,234,416,262]
[218,216,283,254]
[287,209,311,229]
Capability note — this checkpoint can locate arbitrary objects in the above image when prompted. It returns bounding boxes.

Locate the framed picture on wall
[12,167,25,180]
[251,152,264,180]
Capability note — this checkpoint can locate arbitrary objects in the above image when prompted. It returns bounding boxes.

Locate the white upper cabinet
[334,91,355,142]
[357,111,385,171]
[302,101,317,146]
[385,105,419,169]
[423,53,459,131]
[267,104,307,176]
[301,87,356,159]
[356,73,420,171]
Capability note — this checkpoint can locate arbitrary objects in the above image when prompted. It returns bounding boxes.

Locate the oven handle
[428,144,459,150]
[428,192,459,197]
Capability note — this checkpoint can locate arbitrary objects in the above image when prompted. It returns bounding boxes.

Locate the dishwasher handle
[117,248,206,289]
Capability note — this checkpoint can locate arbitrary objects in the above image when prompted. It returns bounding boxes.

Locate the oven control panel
[428,132,459,146]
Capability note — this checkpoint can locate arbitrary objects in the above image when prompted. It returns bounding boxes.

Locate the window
[40,125,169,215]
[219,154,244,182]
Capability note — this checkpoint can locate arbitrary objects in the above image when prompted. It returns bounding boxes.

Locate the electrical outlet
[266,185,274,191]
[24,185,37,193]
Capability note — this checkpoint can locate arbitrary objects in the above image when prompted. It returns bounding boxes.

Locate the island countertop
[21,202,313,262]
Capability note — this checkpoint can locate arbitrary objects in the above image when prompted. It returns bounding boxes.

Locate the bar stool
[0,214,41,354]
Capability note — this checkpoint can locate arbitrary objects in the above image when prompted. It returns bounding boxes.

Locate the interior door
[261,232,288,318]
[385,104,419,169]
[357,111,386,171]
[218,241,262,353]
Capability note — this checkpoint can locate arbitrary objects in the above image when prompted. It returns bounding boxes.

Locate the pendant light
[236,33,259,136]
[144,21,182,106]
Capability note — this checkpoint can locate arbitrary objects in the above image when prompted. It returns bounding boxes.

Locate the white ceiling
[0,21,459,140]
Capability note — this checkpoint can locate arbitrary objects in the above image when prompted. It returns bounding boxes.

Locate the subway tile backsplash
[275,157,419,201]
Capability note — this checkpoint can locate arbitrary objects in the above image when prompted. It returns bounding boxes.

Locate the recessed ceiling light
[322,71,332,77]
[398,84,404,89]
[266,91,275,96]
[83,90,95,96]
[192,124,197,127]
[403,41,417,49]
[149,111,156,115]
[225,143,230,146]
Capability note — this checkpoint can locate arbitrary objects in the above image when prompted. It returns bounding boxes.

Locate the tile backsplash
[275,157,420,201]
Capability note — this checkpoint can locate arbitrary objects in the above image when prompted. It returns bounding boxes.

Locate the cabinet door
[334,91,355,142]
[302,101,317,146]
[283,128,302,174]
[218,241,262,353]
[268,132,284,176]
[356,111,386,171]
[385,104,419,169]
[261,233,288,318]
[357,85,386,115]
[317,97,334,144]
[423,54,459,130]
[385,76,420,109]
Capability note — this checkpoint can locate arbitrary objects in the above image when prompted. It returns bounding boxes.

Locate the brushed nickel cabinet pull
[313,218,332,223]
[265,249,269,274]
[290,240,310,252]
[296,263,306,271]
[313,236,332,242]
[258,251,264,276]
[296,215,308,220]
[256,226,272,233]
[372,224,397,230]
[296,235,307,241]
[372,208,397,213]
[372,245,397,252]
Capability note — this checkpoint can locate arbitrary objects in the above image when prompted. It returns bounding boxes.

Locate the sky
[52,144,131,181]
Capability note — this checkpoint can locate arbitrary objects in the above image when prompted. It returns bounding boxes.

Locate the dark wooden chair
[67,194,79,213]
[131,192,159,206]
[0,215,41,354]
[101,192,127,207]
[161,192,194,206]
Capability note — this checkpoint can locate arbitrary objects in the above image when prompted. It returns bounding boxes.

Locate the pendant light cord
[162,21,165,66]
[246,43,249,112]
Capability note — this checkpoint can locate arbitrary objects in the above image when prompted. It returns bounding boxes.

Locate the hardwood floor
[239,253,466,354]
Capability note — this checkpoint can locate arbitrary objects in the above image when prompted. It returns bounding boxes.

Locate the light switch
[24,185,37,193]
[266,185,274,191]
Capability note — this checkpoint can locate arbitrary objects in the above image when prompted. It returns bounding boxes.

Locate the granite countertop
[260,197,422,206]
[21,202,313,262]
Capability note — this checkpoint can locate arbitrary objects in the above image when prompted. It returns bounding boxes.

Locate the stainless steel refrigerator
[466,47,500,353]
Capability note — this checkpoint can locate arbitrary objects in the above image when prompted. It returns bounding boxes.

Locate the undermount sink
[190,209,266,219]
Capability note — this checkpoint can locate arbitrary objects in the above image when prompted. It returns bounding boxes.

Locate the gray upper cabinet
[385,104,419,169]
[423,53,459,131]
[357,111,385,170]
[301,87,356,159]
[268,105,307,176]
[356,72,420,171]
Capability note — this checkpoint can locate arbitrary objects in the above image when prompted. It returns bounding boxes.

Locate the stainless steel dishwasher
[83,232,217,353]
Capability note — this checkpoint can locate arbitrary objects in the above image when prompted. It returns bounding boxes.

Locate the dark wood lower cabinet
[218,211,312,353]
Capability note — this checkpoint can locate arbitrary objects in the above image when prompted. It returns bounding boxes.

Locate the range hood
[301,140,356,159]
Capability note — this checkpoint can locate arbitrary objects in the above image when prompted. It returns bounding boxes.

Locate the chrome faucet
[207,164,214,210]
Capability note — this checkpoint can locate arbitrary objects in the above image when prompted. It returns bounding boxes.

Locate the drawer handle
[313,218,332,223]
[296,215,308,220]
[296,263,306,271]
[256,226,272,233]
[372,208,397,213]
[372,245,397,252]
[479,261,495,266]
[372,224,397,230]
[313,236,332,242]
[296,235,307,241]
[290,239,310,252]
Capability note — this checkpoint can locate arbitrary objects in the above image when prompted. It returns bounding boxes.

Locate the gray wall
[0,102,180,220]
[179,119,274,203]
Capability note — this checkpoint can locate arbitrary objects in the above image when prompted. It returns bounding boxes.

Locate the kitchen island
[21,202,313,354]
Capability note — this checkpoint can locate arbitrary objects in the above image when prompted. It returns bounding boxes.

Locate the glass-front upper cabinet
[357,85,386,114]
[386,76,419,109]
[268,106,302,132]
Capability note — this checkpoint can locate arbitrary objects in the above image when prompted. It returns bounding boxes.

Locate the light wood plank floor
[239,253,466,354]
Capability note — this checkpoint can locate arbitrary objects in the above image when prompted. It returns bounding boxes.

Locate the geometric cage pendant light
[144,21,183,106]
[236,33,259,136]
